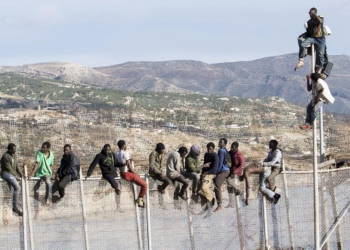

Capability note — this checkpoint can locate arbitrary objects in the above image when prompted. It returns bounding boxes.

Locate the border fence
[1,166,350,250]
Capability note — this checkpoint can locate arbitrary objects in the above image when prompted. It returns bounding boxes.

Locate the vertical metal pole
[21,177,28,250]
[263,196,269,250]
[235,195,245,250]
[319,106,324,163]
[132,162,143,250]
[282,164,295,249]
[312,44,320,250]
[24,166,34,250]
[186,189,195,250]
[145,175,152,250]
[79,167,90,250]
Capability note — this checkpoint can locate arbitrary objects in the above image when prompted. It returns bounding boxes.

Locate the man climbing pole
[294,7,326,79]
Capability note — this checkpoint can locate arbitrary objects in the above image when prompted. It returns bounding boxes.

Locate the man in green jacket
[149,143,171,194]
[29,141,54,206]
[1,143,25,216]
[184,145,201,196]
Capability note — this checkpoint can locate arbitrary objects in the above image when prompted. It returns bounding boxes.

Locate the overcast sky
[1,0,349,67]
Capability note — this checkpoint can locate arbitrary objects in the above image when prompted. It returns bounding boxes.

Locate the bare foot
[45,199,50,207]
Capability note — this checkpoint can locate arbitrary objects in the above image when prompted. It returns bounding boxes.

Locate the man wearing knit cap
[184,145,201,196]
[149,143,171,194]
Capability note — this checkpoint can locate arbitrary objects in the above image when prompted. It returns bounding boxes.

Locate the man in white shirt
[116,140,148,208]
[300,73,334,130]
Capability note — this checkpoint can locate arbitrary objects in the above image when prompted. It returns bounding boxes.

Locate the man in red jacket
[225,142,244,208]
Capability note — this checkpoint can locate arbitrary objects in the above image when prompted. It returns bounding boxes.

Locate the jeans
[213,170,230,204]
[52,175,71,198]
[267,167,281,191]
[259,167,275,199]
[298,36,326,69]
[34,174,52,201]
[171,175,190,197]
[122,171,148,198]
[152,174,172,190]
[183,171,200,195]
[2,173,20,208]
[305,100,324,125]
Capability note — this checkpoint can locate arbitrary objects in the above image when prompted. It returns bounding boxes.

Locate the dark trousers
[152,174,171,190]
[267,166,281,190]
[172,175,190,197]
[213,170,230,204]
[52,174,71,197]
[103,172,120,192]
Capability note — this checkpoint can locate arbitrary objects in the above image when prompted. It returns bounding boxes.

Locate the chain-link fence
[1,167,350,249]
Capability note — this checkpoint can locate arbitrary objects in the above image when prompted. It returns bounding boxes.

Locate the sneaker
[294,60,304,71]
[300,124,311,130]
[136,197,145,208]
[273,193,281,204]
[320,73,327,80]
[13,207,23,216]
[115,189,121,195]
[157,185,165,194]
[235,190,241,196]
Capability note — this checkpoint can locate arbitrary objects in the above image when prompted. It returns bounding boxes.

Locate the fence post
[79,168,90,250]
[186,189,195,250]
[24,166,34,250]
[21,176,28,250]
[311,44,320,250]
[263,196,269,250]
[282,164,295,248]
[145,175,152,250]
[235,195,245,250]
[132,162,143,250]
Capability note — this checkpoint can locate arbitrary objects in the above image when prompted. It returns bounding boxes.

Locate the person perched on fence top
[295,7,326,76]
[116,140,147,208]
[184,145,201,197]
[259,140,282,204]
[200,142,220,211]
[213,138,231,212]
[86,144,121,195]
[226,142,244,207]
[266,140,283,192]
[29,141,54,206]
[52,144,80,203]
[300,73,334,130]
[149,143,171,194]
[166,146,190,201]
[1,143,26,216]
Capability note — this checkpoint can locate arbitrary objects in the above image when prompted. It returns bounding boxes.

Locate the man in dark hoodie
[86,144,120,195]
[1,143,25,216]
[53,144,80,203]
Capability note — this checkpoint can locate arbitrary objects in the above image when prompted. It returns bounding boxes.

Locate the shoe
[179,194,188,201]
[320,73,327,80]
[13,207,23,216]
[273,193,281,204]
[136,197,145,208]
[157,185,165,194]
[235,190,241,196]
[213,205,222,212]
[300,124,311,130]
[115,189,121,195]
[294,60,304,71]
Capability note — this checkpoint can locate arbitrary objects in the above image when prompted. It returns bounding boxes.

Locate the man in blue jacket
[213,138,230,212]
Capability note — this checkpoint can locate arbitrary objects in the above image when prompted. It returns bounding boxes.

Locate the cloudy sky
[1,0,349,67]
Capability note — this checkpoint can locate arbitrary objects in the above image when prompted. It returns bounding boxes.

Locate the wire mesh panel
[0,180,24,250]
[147,178,192,250]
[26,179,86,249]
[83,178,144,250]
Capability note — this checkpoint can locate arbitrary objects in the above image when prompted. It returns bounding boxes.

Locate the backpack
[224,149,232,168]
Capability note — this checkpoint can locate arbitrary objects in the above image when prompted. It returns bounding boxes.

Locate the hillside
[1,53,350,114]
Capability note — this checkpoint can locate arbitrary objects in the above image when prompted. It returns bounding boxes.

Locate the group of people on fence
[1,137,283,217]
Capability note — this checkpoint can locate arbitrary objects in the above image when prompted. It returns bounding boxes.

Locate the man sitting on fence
[29,141,54,206]
[86,144,121,195]
[1,143,26,216]
[225,142,244,208]
[52,144,80,203]
[166,146,190,201]
[184,145,201,197]
[259,140,282,204]
[199,142,220,212]
[116,140,147,208]
[266,140,283,192]
[300,73,334,130]
[149,143,171,194]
